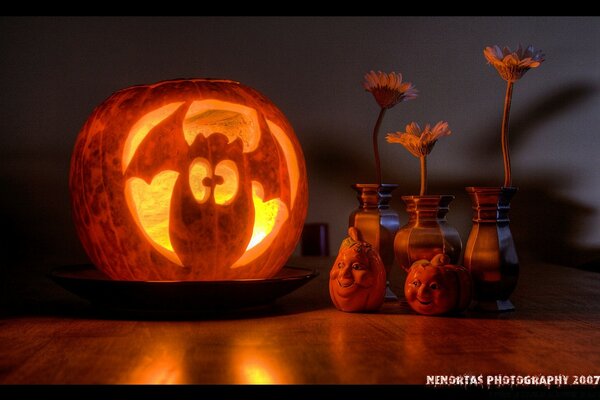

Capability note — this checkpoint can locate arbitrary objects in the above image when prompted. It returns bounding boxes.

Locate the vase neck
[466,187,517,223]
[352,183,398,209]
[402,195,454,221]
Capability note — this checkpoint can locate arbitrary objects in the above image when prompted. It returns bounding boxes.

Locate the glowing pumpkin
[70,79,308,281]
[404,254,472,315]
[329,228,386,312]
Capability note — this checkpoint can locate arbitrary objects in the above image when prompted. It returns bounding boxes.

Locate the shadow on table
[0,294,329,322]
[0,266,329,322]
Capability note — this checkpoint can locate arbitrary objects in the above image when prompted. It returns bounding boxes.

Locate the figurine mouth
[418,299,432,305]
[337,279,355,288]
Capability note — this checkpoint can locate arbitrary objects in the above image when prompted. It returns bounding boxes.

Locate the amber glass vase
[463,186,518,311]
[394,195,462,271]
[349,184,400,298]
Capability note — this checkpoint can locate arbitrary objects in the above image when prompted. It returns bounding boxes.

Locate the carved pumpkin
[70,79,308,281]
[329,228,386,312]
[404,254,472,315]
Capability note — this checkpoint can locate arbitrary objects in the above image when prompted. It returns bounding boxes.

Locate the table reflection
[230,338,294,384]
[120,337,186,384]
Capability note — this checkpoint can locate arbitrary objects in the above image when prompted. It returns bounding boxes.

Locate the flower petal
[387,121,451,158]
[485,44,544,82]
[492,45,503,59]
[484,47,498,63]
[363,70,418,108]
[406,122,421,137]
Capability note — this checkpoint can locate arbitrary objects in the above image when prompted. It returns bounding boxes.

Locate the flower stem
[501,80,514,188]
[419,156,427,196]
[372,107,386,186]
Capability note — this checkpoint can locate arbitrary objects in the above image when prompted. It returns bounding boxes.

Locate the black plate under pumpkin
[50,264,318,313]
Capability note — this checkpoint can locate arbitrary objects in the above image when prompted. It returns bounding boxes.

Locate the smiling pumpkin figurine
[329,227,387,312]
[404,254,472,315]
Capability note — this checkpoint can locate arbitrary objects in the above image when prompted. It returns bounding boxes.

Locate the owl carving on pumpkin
[70,79,308,281]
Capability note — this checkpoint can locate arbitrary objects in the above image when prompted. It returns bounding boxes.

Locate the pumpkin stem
[431,253,449,266]
[348,227,361,242]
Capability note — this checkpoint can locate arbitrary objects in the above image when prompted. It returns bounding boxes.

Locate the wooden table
[1,257,599,386]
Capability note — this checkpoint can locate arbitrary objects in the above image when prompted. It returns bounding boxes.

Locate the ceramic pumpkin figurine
[329,227,386,312]
[404,254,472,315]
[70,78,308,281]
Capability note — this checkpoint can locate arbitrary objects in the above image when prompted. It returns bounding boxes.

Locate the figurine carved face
[329,242,386,312]
[404,254,472,315]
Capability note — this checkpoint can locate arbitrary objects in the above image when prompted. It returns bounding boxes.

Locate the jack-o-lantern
[329,228,386,312]
[70,79,308,281]
[404,254,472,315]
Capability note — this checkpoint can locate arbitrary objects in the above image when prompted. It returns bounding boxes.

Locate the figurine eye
[352,263,364,270]
[412,280,421,288]
[429,282,439,290]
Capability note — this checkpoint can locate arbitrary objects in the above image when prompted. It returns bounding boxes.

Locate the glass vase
[349,184,400,299]
[463,186,519,311]
[393,195,462,271]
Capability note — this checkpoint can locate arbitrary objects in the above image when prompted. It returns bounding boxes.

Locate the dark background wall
[1,17,599,297]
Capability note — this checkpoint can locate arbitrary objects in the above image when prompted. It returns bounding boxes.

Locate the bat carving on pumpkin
[123,101,288,271]
[70,79,308,281]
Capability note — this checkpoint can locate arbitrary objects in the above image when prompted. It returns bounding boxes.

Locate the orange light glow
[125,170,182,266]
[189,157,211,203]
[184,100,260,153]
[213,160,239,205]
[231,181,288,268]
[122,102,185,174]
[189,158,239,205]
[232,346,293,384]
[267,120,300,208]
[122,101,281,269]
[72,78,308,281]
[120,341,186,384]
[239,360,277,384]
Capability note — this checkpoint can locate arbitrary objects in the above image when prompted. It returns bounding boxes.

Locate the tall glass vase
[393,195,462,271]
[349,184,400,299]
[463,186,519,311]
